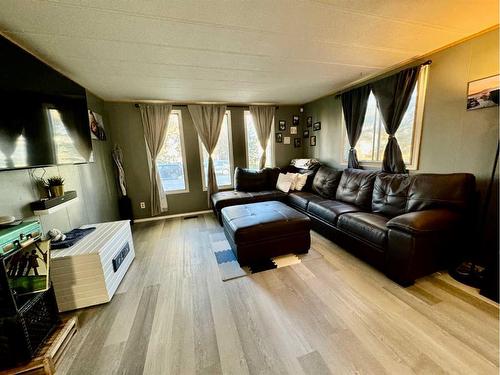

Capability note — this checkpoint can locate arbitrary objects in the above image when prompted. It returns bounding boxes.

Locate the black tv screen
[0,36,92,171]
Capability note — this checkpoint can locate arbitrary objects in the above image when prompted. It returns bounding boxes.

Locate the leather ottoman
[221,201,311,265]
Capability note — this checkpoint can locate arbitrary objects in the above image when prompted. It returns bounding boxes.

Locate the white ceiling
[0,0,498,104]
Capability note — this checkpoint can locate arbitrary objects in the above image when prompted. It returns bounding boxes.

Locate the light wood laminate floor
[58,214,499,374]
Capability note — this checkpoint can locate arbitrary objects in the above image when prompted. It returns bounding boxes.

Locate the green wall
[105,104,304,219]
[303,95,343,168]
[274,106,307,167]
[0,92,119,233]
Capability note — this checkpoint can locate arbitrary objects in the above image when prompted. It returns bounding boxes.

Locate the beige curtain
[249,105,275,169]
[139,103,172,216]
[188,104,227,206]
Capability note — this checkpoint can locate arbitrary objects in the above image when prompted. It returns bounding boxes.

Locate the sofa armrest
[386,209,462,234]
[385,209,465,286]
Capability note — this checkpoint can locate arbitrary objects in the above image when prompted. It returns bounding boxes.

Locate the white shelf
[33,197,79,216]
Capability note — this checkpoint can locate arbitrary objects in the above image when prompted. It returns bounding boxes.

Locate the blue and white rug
[210,233,308,281]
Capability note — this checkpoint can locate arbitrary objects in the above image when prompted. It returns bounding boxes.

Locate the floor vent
[183,215,199,220]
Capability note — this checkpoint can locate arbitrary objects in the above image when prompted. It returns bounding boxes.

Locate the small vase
[49,185,64,198]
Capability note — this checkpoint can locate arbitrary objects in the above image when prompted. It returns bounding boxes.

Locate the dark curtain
[371,66,420,173]
[341,85,371,168]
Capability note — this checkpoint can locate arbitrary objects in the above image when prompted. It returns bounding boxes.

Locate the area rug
[210,232,315,281]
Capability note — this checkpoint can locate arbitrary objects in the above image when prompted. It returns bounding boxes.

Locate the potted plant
[45,176,65,198]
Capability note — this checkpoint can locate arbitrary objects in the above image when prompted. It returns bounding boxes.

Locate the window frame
[243,110,275,169]
[340,66,428,170]
[198,110,235,191]
[158,109,190,195]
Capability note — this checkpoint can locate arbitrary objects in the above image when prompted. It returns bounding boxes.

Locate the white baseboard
[134,210,213,223]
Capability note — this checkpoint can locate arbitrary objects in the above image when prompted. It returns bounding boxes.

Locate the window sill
[202,185,233,192]
[165,189,190,195]
[340,161,418,171]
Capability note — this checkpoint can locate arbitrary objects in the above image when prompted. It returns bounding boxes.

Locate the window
[199,111,234,189]
[156,110,189,194]
[342,66,428,169]
[244,110,274,170]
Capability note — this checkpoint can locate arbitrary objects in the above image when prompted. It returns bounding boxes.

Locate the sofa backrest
[234,167,280,192]
[406,173,476,213]
[311,166,343,199]
[372,173,412,217]
[335,169,378,209]
[266,167,281,189]
[372,172,476,217]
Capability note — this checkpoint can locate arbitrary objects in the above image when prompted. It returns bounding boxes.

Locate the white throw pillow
[276,173,293,193]
[286,173,299,190]
[295,174,308,191]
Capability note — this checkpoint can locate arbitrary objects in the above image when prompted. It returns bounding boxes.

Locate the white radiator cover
[50,220,135,312]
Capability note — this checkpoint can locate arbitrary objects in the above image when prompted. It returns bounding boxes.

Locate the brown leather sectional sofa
[211,164,475,286]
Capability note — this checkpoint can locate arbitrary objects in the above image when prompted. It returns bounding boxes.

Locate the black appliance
[0,35,93,171]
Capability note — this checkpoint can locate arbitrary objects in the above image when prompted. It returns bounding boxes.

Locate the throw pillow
[286,172,299,190]
[295,174,308,191]
[276,173,293,193]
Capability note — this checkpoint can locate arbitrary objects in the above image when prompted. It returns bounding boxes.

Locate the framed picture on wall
[313,121,321,131]
[290,126,298,134]
[306,116,313,127]
[88,110,107,141]
[467,74,500,110]
[283,136,291,145]
[294,138,301,148]
[275,133,283,143]
[310,136,317,146]
[303,130,309,138]
[292,116,299,125]
[278,120,286,131]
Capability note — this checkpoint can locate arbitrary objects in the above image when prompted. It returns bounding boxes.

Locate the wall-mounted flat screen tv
[0,35,92,171]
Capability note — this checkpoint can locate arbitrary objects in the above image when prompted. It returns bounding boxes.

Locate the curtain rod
[334,60,432,98]
[134,104,280,109]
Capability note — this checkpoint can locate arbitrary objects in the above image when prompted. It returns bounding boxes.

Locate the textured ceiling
[0,0,498,104]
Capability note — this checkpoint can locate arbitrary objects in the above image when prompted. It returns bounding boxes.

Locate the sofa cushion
[211,190,286,212]
[307,200,362,224]
[212,191,253,211]
[372,173,412,217]
[234,167,267,192]
[335,169,378,210]
[337,212,389,248]
[311,166,343,199]
[249,190,288,201]
[287,192,325,210]
[233,167,281,192]
[406,173,475,213]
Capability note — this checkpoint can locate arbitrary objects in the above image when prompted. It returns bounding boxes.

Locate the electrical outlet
[140,202,146,209]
